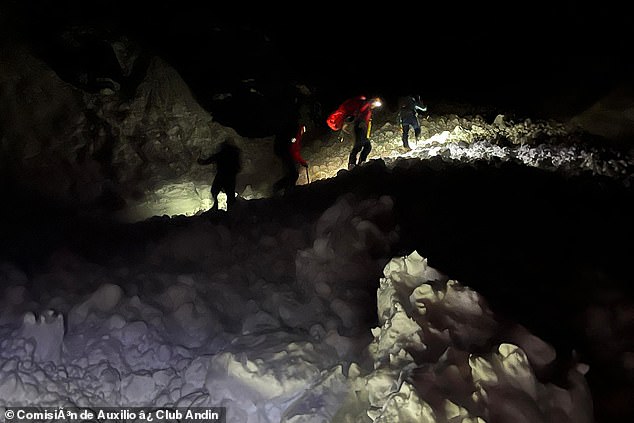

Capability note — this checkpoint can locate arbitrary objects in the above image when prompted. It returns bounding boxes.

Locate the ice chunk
[484,385,546,423]
[493,114,506,127]
[330,299,358,329]
[469,355,498,386]
[280,366,349,423]
[444,280,483,316]
[242,310,280,335]
[121,321,149,345]
[365,369,397,407]
[18,310,64,363]
[121,373,156,403]
[402,250,428,278]
[506,325,557,372]
[373,382,436,422]
[69,283,123,326]
[91,283,124,311]
[324,329,358,359]
[0,371,29,402]
[159,283,196,310]
[497,343,537,400]
[368,311,424,367]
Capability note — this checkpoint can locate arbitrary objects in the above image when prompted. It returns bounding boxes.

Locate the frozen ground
[0,227,595,423]
[117,109,633,221]
[0,107,634,423]
[1,7,632,422]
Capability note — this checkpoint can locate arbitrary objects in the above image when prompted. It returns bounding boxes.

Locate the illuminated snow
[0,229,596,422]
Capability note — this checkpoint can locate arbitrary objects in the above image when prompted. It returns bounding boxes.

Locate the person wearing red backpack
[327,95,382,170]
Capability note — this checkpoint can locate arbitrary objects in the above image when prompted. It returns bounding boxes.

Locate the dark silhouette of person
[273,124,308,195]
[197,138,242,211]
[338,96,382,169]
[397,95,427,149]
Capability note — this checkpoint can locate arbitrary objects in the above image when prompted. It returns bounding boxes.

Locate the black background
[2,0,633,132]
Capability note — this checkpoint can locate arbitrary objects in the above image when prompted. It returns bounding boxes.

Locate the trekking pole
[305,165,310,184]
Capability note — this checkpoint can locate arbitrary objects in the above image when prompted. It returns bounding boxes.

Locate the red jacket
[326,95,374,131]
[356,99,373,124]
[339,95,374,124]
[290,125,307,166]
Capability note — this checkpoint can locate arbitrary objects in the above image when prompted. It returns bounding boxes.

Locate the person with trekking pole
[273,124,309,195]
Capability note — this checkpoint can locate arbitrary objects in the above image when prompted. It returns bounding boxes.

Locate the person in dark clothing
[341,96,382,170]
[398,95,427,149]
[273,124,308,195]
[197,138,242,211]
[273,113,298,161]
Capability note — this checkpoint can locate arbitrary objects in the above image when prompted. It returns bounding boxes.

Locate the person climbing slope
[197,137,242,211]
[326,95,382,170]
[397,95,427,149]
[273,124,308,195]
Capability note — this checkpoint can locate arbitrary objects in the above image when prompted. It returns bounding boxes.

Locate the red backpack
[326,96,367,131]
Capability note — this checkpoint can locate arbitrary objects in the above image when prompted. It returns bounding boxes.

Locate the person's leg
[210,178,221,210]
[348,144,362,168]
[282,158,299,193]
[349,124,365,168]
[413,119,421,142]
[272,176,287,195]
[290,165,300,188]
[224,177,236,210]
[273,153,293,194]
[402,124,410,148]
[358,140,372,163]
[282,161,299,194]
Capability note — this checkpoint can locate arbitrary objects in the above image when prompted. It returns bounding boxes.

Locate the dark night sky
[3,1,632,131]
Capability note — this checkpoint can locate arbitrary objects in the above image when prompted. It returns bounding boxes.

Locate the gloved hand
[302,163,309,168]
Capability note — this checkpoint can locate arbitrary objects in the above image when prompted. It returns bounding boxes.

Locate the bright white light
[426,131,450,143]
[115,182,233,222]
[215,192,228,211]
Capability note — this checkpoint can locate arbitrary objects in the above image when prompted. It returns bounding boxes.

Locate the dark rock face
[0,13,322,219]
[0,43,250,216]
